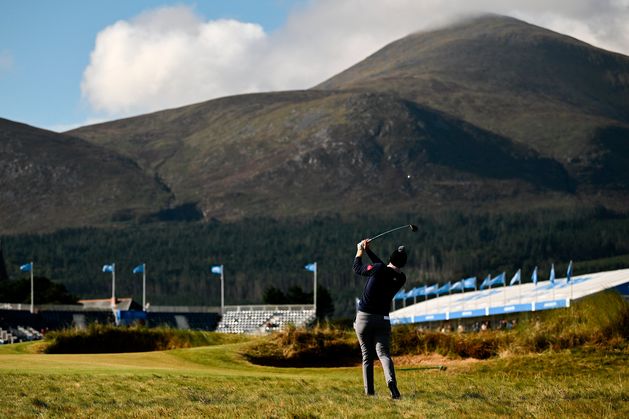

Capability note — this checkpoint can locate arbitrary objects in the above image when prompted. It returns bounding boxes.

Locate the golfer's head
[389,245,407,268]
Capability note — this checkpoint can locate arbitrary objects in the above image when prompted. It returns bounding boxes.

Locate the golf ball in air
[407,175,411,179]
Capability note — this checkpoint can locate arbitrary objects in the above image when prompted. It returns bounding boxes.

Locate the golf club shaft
[368,225,410,242]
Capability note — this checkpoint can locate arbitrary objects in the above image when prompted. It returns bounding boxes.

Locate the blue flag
[424,284,438,295]
[211,265,223,275]
[450,280,463,292]
[489,272,506,287]
[394,289,406,300]
[566,261,573,283]
[436,282,451,295]
[463,277,477,289]
[480,275,491,290]
[304,263,316,272]
[102,264,115,273]
[550,264,555,285]
[20,262,32,272]
[532,266,538,286]
[132,264,144,274]
[509,269,521,286]
[413,286,427,297]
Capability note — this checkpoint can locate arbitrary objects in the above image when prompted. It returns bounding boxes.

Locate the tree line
[1,207,629,318]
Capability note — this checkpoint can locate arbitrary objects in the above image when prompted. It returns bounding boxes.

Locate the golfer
[353,239,407,399]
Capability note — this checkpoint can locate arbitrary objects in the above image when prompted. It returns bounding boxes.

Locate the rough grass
[0,339,626,418]
[43,323,247,354]
[243,324,359,367]
[244,291,629,365]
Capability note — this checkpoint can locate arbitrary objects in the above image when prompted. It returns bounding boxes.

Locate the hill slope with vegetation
[318,15,629,192]
[66,15,629,224]
[0,118,172,234]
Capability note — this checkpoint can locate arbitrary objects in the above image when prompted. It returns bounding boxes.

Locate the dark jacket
[354,248,406,315]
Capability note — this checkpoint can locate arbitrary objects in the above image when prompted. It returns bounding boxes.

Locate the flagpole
[313,262,317,313]
[111,263,116,309]
[220,264,224,315]
[142,263,146,311]
[30,261,34,314]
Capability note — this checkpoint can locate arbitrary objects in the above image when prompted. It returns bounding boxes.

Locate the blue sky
[1,0,627,132]
[0,1,302,130]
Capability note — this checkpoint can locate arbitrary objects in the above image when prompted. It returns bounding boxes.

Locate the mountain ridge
[1,14,628,234]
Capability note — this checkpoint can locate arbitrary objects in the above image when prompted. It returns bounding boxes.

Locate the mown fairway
[0,340,627,418]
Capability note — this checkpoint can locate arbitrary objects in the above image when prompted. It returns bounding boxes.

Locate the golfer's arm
[366,248,383,264]
[353,256,370,276]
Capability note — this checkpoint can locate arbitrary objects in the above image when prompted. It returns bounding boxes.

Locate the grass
[0,292,626,417]
[0,339,626,418]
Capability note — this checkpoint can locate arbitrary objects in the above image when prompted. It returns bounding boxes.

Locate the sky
[1,0,628,132]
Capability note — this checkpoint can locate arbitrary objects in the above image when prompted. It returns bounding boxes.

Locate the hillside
[66,15,629,223]
[68,89,578,221]
[0,118,172,233]
[317,15,629,189]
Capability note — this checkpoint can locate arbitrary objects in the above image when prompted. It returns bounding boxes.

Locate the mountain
[65,16,629,223]
[317,15,629,189]
[2,15,628,234]
[0,118,172,233]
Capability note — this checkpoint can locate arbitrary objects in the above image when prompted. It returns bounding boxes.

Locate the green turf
[0,340,627,418]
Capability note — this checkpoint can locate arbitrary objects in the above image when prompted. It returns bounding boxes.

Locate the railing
[146,305,221,313]
[1,302,315,313]
[223,304,315,312]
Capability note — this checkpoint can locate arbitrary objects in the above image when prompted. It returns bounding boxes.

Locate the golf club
[368,224,418,242]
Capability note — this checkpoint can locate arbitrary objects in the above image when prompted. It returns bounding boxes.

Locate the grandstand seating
[217,306,316,334]
[391,268,629,325]
[0,326,43,344]
[146,312,220,330]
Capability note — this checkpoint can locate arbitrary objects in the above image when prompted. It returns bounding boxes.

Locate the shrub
[43,323,245,354]
[242,324,359,367]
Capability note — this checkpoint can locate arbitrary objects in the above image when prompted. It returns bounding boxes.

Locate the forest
[2,207,629,318]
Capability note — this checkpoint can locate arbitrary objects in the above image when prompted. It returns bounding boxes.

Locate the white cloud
[82,6,266,115]
[81,1,629,119]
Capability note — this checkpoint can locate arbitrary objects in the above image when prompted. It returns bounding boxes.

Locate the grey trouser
[354,311,397,395]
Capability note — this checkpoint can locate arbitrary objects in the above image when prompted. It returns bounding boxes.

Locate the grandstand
[390,268,629,326]
[216,305,316,334]
[0,299,222,343]
[0,325,43,344]
[0,299,317,339]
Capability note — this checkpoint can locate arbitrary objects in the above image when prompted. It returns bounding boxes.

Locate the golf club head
[409,224,418,232]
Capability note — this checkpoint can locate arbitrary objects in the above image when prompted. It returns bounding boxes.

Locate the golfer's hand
[356,240,366,257]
